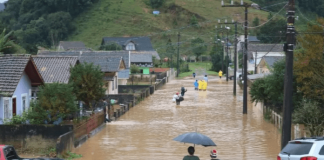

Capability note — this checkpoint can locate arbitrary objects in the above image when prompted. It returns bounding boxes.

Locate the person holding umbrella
[183,146,200,160]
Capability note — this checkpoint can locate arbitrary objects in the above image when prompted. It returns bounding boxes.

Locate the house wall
[118,79,128,85]
[105,72,118,95]
[13,72,32,116]
[0,97,3,124]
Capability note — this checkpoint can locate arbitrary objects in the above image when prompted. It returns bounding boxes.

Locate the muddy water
[74,76,281,160]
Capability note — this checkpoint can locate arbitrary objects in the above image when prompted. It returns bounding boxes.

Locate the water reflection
[74,76,281,160]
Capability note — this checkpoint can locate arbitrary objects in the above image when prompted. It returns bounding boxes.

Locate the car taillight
[277,156,281,160]
[300,157,317,160]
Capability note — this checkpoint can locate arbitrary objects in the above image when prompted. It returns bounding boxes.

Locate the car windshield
[281,142,313,155]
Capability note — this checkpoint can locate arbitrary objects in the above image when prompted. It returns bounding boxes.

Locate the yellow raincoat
[202,80,207,90]
[198,80,203,90]
[219,71,223,77]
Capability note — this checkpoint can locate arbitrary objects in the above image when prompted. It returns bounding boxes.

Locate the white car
[278,137,324,160]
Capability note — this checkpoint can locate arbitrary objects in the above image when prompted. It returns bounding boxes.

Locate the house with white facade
[0,54,44,124]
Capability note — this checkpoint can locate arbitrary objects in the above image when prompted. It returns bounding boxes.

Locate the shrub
[130,65,140,73]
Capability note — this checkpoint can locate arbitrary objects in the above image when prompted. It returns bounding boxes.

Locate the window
[115,76,118,89]
[280,142,313,155]
[22,95,27,112]
[4,99,10,119]
[319,145,324,155]
[126,43,135,50]
[112,80,114,91]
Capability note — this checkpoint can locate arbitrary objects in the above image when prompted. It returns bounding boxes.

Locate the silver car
[278,137,324,160]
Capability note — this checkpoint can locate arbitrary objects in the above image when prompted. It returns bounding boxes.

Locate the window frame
[3,97,11,119]
[126,42,135,50]
[21,93,28,113]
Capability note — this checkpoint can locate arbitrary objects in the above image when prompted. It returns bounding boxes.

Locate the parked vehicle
[0,145,63,160]
[228,67,241,80]
[278,137,324,160]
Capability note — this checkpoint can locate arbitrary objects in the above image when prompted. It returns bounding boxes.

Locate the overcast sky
[0,0,7,3]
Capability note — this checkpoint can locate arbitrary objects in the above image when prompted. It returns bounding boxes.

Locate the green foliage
[37,83,78,123]
[256,18,286,43]
[191,37,207,61]
[190,15,198,26]
[294,19,324,104]
[66,152,83,160]
[99,42,122,51]
[0,29,14,54]
[293,101,324,136]
[252,17,260,27]
[210,43,225,72]
[27,101,49,124]
[130,65,140,73]
[166,38,175,68]
[0,0,96,53]
[149,0,165,8]
[4,111,28,124]
[69,62,105,109]
[296,0,324,17]
[250,59,302,111]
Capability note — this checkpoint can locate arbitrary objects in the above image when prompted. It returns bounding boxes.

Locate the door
[12,98,16,116]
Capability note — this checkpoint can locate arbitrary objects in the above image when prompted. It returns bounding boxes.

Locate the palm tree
[0,29,13,53]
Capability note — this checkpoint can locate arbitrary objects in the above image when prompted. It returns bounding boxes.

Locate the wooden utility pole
[281,0,295,149]
[226,29,229,81]
[177,32,180,77]
[222,0,249,114]
[254,51,257,74]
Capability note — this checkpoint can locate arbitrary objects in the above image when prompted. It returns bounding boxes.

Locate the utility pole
[226,29,229,81]
[221,31,224,72]
[177,32,180,77]
[222,0,249,113]
[234,22,237,95]
[281,0,295,149]
[254,51,257,74]
[219,21,239,95]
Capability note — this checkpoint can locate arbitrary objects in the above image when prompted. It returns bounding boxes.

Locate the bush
[99,42,122,51]
[130,65,140,73]
[150,0,165,8]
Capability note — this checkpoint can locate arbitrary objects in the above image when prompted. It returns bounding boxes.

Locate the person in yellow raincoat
[202,80,207,91]
[198,80,203,90]
[219,70,223,79]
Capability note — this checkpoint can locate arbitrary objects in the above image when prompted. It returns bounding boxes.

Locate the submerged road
[74,75,281,160]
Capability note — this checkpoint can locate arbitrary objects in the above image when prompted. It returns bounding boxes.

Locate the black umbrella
[173,132,216,147]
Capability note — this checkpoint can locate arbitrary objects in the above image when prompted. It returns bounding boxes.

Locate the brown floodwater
[73,75,281,160]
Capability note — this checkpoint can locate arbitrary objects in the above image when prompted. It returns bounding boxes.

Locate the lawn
[178,61,218,78]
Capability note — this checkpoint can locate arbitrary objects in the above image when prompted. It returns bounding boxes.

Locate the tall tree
[294,18,324,103]
[256,18,286,43]
[166,38,175,67]
[191,38,207,61]
[0,29,13,53]
[69,62,105,109]
[37,83,78,123]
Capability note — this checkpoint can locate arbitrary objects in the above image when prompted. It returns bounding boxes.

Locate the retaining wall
[0,125,73,152]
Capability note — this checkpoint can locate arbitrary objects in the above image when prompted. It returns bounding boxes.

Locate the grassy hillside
[68,0,269,58]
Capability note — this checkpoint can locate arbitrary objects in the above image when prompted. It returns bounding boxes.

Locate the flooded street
[74,76,281,160]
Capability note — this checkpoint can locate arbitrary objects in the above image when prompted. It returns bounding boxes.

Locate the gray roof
[81,56,124,72]
[118,69,130,79]
[38,50,130,68]
[59,41,87,51]
[263,56,284,68]
[247,73,270,80]
[130,52,152,63]
[0,54,30,96]
[248,36,260,42]
[32,56,79,83]
[101,37,154,51]
[248,44,283,59]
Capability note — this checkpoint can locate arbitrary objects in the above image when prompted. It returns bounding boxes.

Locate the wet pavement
[73,75,281,160]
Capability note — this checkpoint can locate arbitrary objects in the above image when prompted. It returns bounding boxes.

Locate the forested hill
[0,0,322,55]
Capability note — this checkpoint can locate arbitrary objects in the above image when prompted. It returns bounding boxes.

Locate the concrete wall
[0,125,73,152]
[56,131,74,156]
[118,85,151,94]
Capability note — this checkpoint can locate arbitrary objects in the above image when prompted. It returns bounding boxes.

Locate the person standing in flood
[192,72,196,78]
[204,75,208,82]
[181,86,187,96]
[218,70,223,79]
[194,80,198,90]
